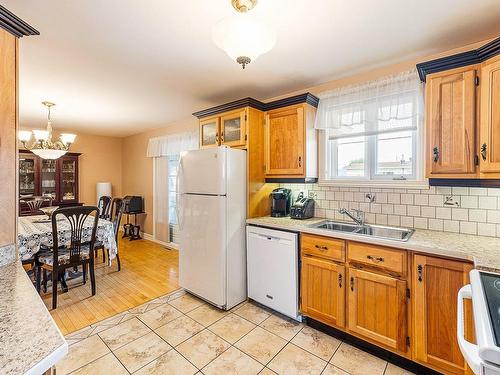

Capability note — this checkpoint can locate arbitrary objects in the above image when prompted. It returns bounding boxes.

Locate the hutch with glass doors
[19,150,82,215]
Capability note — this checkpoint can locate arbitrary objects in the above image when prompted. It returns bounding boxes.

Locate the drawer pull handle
[481,143,487,161]
[432,147,439,163]
[350,277,354,291]
[314,244,328,251]
[338,274,342,288]
[367,255,384,263]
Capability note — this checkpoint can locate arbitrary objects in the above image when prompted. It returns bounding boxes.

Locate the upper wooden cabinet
[264,103,317,180]
[200,117,220,149]
[221,110,246,148]
[425,67,478,178]
[480,56,500,174]
[412,254,474,374]
[199,109,246,149]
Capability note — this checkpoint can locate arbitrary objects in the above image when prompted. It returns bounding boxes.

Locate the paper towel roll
[96,182,112,205]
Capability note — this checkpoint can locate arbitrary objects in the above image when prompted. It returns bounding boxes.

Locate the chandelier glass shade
[212,1,276,69]
[18,102,76,160]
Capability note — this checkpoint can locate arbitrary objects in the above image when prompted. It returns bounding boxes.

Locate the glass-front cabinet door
[60,156,78,202]
[221,110,246,147]
[199,117,220,149]
[19,153,38,197]
[40,159,57,200]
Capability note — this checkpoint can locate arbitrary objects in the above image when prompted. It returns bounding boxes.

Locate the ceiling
[4,0,500,137]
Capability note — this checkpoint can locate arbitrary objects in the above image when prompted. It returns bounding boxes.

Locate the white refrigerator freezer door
[179,147,226,195]
[179,194,227,307]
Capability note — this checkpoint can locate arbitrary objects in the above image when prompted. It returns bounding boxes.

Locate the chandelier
[18,101,76,160]
[212,0,276,69]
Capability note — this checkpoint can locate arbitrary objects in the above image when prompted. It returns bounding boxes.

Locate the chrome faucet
[339,208,365,226]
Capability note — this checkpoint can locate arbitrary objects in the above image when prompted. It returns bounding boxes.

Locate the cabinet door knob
[338,273,343,288]
[215,132,219,144]
[417,264,423,282]
[298,156,302,168]
[432,147,439,163]
[350,277,354,291]
[481,143,487,161]
[220,132,224,142]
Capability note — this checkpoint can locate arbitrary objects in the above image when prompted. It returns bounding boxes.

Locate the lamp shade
[96,182,112,205]
[212,13,276,64]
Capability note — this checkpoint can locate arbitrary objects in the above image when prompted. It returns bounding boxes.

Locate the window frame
[319,114,426,189]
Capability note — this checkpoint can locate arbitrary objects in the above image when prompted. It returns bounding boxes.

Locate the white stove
[458,270,500,374]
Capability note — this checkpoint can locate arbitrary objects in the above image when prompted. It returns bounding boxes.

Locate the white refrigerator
[177,146,247,310]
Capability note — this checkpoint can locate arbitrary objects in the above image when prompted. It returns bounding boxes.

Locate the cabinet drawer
[301,233,345,262]
[348,242,407,276]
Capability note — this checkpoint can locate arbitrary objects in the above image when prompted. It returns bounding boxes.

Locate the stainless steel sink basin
[313,220,414,242]
[315,221,359,233]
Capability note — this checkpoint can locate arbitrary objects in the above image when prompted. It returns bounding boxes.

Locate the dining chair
[97,195,112,220]
[35,206,99,309]
[94,197,123,270]
[20,195,52,216]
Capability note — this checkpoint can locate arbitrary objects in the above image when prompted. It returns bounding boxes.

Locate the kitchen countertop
[247,216,500,272]
[0,261,68,375]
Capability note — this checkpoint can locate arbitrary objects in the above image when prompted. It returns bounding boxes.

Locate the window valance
[147,132,198,157]
[314,70,423,139]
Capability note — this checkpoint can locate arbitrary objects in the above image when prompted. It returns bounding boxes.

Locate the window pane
[376,131,413,176]
[337,136,365,177]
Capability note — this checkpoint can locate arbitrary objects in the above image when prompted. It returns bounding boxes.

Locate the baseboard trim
[140,232,179,250]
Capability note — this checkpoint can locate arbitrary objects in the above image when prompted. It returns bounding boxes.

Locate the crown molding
[0,5,39,38]
[192,92,320,119]
[416,36,500,82]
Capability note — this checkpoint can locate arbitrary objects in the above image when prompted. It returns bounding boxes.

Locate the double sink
[312,220,414,242]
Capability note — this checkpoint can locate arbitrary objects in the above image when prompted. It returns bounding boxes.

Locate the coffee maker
[271,188,292,217]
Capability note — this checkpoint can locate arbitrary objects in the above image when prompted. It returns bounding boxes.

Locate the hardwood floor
[41,237,180,335]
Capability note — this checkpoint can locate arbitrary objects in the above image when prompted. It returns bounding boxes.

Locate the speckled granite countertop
[0,262,67,375]
[247,217,500,272]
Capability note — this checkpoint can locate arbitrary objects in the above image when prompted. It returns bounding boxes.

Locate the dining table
[18,214,118,269]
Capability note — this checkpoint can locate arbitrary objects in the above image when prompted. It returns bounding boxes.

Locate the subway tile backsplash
[281,184,500,238]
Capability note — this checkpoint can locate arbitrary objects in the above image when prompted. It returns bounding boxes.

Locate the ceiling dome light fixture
[213,0,276,69]
[18,101,76,160]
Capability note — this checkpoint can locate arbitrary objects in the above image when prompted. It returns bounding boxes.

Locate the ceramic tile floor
[58,289,414,375]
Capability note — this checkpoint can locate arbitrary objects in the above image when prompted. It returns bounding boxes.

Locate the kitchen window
[316,70,424,186]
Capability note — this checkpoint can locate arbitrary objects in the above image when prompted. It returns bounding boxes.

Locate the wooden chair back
[51,206,99,268]
[110,198,124,240]
[97,196,112,220]
[20,196,52,215]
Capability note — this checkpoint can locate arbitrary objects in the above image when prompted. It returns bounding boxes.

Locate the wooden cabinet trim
[220,109,246,148]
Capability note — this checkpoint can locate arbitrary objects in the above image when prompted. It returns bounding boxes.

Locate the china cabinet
[18,150,81,215]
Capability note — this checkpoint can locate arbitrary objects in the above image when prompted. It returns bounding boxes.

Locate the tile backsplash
[281,184,500,238]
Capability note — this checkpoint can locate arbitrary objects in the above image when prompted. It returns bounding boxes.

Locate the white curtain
[147,132,198,158]
[314,70,423,139]
[154,157,169,243]
[150,132,198,244]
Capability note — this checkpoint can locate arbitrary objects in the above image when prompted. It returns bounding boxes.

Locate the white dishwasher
[246,225,300,321]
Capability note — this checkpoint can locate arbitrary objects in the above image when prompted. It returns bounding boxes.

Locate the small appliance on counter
[271,188,291,217]
[290,192,315,220]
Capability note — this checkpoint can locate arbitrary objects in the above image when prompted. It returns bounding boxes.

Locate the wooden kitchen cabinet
[264,103,317,180]
[199,117,220,149]
[301,255,345,328]
[480,56,500,174]
[347,267,408,353]
[425,66,478,178]
[220,109,246,148]
[413,254,474,374]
